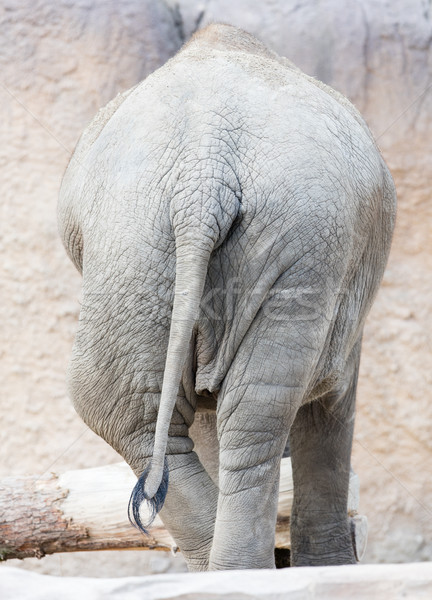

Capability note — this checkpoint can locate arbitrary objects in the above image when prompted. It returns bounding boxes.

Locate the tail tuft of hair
[128,458,169,534]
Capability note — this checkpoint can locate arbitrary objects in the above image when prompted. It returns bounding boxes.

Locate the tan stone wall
[1,0,431,576]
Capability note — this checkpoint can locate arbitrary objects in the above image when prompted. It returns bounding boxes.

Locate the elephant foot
[291,522,356,567]
[184,556,212,572]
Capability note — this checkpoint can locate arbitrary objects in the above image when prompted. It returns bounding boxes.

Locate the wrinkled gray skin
[58,24,396,570]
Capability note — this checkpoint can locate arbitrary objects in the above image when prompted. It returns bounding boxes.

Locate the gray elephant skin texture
[58,24,396,570]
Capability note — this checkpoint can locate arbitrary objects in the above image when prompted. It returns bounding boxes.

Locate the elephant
[58,24,396,570]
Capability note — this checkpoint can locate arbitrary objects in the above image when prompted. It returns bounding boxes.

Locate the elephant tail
[128,245,212,533]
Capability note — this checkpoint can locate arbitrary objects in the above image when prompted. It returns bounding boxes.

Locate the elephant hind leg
[160,450,218,571]
[209,381,296,570]
[208,298,340,569]
[208,326,311,569]
[289,342,361,566]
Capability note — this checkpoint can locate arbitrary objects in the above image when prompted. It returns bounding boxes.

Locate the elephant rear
[58,23,396,570]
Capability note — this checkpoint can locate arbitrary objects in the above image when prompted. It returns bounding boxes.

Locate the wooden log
[0,458,366,561]
[0,463,173,561]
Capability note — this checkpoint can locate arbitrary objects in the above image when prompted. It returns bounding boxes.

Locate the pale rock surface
[1,0,431,577]
[1,563,432,599]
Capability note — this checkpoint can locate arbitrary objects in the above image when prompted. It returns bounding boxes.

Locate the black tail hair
[128,458,169,534]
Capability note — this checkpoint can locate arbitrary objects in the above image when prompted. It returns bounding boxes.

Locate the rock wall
[1,0,431,576]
